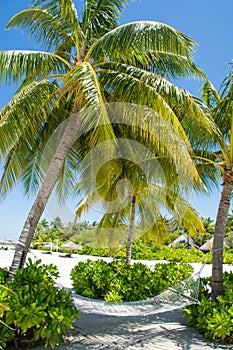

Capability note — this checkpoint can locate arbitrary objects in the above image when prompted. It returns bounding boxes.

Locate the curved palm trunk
[9,112,81,279]
[126,194,136,265]
[211,173,233,300]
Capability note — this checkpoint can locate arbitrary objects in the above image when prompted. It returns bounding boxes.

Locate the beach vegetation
[184,272,233,344]
[0,260,79,349]
[78,243,233,264]
[71,259,193,302]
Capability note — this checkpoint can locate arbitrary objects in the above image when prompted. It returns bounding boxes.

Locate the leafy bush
[183,272,233,344]
[0,260,80,349]
[78,242,213,263]
[78,243,233,265]
[131,245,211,262]
[71,259,193,302]
[223,249,233,264]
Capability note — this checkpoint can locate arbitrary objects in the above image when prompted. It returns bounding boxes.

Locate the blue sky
[0,0,232,239]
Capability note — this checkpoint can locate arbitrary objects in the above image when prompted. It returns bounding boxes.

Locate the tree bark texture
[211,171,233,300]
[9,113,81,278]
[126,194,136,265]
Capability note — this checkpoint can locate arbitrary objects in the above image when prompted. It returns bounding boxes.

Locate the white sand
[1,249,232,349]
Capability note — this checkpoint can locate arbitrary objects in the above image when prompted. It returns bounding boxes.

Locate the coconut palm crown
[0,0,219,275]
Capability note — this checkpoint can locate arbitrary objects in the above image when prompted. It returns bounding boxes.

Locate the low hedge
[71,259,193,302]
[0,259,80,349]
[78,244,233,265]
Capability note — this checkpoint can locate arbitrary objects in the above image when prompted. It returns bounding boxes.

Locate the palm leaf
[98,63,215,144]
[0,123,52,198]
[55,147,80,201]
[75,196,92,221]
[62,62,115,145]
[82,0,130,43]
[192,149,220,194]
[87,21,197,66]
[6,7,76,51]
[0,93,71,197]
[0,50,68,85]
[178,204,205,237]
[0,80,59,158]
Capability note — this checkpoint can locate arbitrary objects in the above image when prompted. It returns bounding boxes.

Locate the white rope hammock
[27,249,203,317]
[71,269,203,316]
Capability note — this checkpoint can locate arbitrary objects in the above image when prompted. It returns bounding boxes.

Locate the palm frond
[108,103,200,187]
[87,21,197,68]
[200,80,220,108]
[97,62,216,145]
[0,80,59,158]
[0,50,68,85]
[81,0,130,43]
[0,128,46,198]
[6,7,76,52]
[191,149,221,194]
[220,62,233,97]
[0,92,72,198]
[55,147,80,202]
[178,204,205,237]
[74,193,96,221]
[62,62,115,145]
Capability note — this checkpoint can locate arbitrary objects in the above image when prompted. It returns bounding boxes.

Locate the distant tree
[34,218,50,242]
[50,217,64,230]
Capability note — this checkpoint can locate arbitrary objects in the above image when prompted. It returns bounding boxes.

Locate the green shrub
[71,259,193,302]
[0,268,8,285]
[78,242,214,263]
[0,259,80,349]
[223,249,233,264]
[183,272,233,344]
[131,244,211,263]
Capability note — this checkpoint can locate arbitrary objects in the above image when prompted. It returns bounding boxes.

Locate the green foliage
[0,260,80,349]
[223,249,233,264]
[71,259,193,302]
[183,272,233,344]
[131,244,210,263]
[0,269,8,285]
[79,242,211,263]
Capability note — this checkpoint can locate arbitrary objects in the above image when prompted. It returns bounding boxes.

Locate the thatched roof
[43,242,58,249]
[171,234,199,249]
[60,241,82,250]
[200,237,232,252]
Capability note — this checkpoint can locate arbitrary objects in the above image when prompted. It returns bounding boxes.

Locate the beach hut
[171,234,199,249]
[200,237,232,252]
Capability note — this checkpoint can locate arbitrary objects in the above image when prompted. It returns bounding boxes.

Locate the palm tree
[198,64,233,300]
[75,150,205,264]
[0,0,216,275]
[34,218,50,242]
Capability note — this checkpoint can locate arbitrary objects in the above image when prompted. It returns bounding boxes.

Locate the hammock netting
[24,249,203,317]
[71,270,201,316]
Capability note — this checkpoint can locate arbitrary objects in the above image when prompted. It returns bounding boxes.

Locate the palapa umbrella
[60,241,82,257]
[43,242,58,252]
